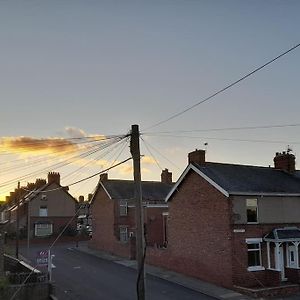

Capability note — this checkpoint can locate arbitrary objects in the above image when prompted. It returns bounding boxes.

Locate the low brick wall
[285,267,300,284]
[265,269,281,286]
[234,284,300,298]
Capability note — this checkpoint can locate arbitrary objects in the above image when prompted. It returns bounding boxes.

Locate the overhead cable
[144,42,300,130]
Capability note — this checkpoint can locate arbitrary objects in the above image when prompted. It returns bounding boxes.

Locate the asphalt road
[21,243,214,300]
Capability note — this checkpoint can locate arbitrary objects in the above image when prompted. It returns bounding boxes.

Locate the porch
[264,227,300,284]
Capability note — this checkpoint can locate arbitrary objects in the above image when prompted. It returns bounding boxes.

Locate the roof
[92,179,173,203]
[167,162,300,201]
[264,227,300,242]
[7,182,77,211]
[195,162,300,195]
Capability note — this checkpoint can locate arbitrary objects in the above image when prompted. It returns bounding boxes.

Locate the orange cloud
[0,136,79,156]
[142,155,157,165]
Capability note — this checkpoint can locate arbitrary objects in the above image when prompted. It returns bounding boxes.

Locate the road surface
[21,243,214,300]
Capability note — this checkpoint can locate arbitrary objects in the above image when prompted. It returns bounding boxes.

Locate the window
[246,199,258,223]
[246,238,264,271]
[119,227,128,242]
[39,206,48,217]
[119,200,128,216]
[35,223,53,237]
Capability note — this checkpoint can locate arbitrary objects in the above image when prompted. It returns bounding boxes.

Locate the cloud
[0,136,79,155]
[119,164,133,175]
[64,127,87,138]
[64,126,106,141]
[142,155,157,165]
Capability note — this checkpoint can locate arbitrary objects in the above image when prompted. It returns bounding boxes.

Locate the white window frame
[246,199,258,224]
[119,226,128,243]
[246,238,265,271]
[35,223,53,237]
[119,200,128,216]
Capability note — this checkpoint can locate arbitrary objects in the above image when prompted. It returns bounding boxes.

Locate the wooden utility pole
[130,124,145,300]
[16,181,20,259]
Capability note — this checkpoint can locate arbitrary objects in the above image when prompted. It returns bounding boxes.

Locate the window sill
[247,222,259,225]
[247,266,265,272]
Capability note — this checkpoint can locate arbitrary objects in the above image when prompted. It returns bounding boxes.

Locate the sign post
[36,249,55,282]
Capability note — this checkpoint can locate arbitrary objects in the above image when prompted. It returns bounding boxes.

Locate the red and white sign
[36,250,49,267]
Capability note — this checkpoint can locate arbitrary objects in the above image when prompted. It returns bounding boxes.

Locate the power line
[67,157,133,187]
[141,137,181,171]
[144,42,300,131]
[0,134,126,155]
[0,136,126,191]
[140,137,163,171]
[146,134,300,145]
[143,122,300,135]
[20,156,132,194]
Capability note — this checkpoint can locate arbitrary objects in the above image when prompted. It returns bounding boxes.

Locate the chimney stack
[48,172,60,185]
[274,151,296,173]
[161,169,172,184]
[188,149,206,165]
[100,173,108,181]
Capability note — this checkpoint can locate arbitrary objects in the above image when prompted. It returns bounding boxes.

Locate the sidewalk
[72,242,253,300]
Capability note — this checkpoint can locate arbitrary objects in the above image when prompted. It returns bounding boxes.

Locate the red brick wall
[147,171,233,288]
[285,267,300,284]
[145,207,168,247]
[88,188,131,258]
[90,185,169,259]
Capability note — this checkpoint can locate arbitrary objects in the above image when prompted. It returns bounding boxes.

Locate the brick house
[147,149,300,293]
[89,169,173,259]
[6,172,77,238]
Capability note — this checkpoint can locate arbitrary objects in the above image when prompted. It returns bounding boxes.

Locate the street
[21,243,214,300]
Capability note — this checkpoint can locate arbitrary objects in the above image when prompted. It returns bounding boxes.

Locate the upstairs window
[246,199,258,223]
[119,200,128,216]
[39,206,48,217]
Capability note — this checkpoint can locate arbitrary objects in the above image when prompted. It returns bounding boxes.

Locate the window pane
[35,224,52,236]
[248,250,261,266]
[247,199,257,207]
[247,207,257,222]
[248,243,259,250]
[119,201,128,216]
[119,227,128,242]
[39,207,48,217]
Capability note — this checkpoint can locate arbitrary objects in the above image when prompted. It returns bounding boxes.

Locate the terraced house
[147,149,300,297]
[89,170,173,259]
[6,172,77,239]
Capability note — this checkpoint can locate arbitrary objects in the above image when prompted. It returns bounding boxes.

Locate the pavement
[72,241,254,300]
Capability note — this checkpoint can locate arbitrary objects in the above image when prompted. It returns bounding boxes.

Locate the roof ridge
[202,161,274,169]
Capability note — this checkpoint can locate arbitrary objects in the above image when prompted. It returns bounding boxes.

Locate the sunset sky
[1,1,300,201]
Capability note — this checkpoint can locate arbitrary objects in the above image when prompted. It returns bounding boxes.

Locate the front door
[288,245,297,268]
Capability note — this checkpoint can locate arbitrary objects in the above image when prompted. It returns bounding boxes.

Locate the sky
[1,0,300,201]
